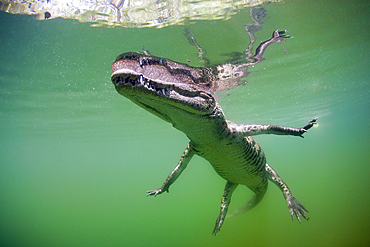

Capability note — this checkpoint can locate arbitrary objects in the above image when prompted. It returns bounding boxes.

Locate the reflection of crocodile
[0,0,282,28]
[111,29,317,234]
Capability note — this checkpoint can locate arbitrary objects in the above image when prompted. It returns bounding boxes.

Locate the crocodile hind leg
[213,181,238,235]
[214,180,268,234]
[265,163,309,222]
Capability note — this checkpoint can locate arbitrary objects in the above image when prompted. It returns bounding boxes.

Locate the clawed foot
[147,189,162,197]
[287,196,309,222]
[212,216,223,235]
[298,117,318,137]
[303,117,318,131]
[272,29,293,42]
[147,188,168,197]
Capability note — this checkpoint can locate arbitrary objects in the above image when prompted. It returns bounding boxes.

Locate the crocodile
[111,29,317,234]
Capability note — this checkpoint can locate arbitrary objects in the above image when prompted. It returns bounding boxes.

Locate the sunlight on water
[0,0,369,246]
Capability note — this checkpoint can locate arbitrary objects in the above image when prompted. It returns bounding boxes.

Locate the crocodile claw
[287,196,309,222]
[272,29,292,42]
[147,188,169,197]
[147,189,162,197]
[298,117,318,138]
[303,117,318,131]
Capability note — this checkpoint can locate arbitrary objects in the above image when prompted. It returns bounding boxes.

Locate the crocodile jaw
[111,54,217,122]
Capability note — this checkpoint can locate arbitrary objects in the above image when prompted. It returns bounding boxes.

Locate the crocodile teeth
[115,74,172,97]
[140,75,144,85]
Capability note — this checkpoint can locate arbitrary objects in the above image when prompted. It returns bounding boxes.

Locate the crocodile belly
[199,136,266,186]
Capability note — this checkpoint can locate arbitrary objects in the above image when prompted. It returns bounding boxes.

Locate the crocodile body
[111,29,316,234]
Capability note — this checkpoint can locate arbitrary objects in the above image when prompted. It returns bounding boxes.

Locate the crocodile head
[111,52,219,123]
[111,30,290,124]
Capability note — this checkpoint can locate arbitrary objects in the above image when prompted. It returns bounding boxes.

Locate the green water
[1,0,369,246]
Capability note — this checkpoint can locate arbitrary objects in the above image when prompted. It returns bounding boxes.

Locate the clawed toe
[288,196,309,223]
[302,117,319,131]
[147,190,160,197]
[277,29,292,38]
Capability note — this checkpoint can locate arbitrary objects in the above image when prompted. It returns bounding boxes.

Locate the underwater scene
[0,0,369,246]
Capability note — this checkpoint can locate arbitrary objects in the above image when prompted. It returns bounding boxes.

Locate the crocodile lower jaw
[112,68,216,116]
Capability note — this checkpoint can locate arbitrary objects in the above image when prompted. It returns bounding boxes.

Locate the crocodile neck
[169,103,229,146]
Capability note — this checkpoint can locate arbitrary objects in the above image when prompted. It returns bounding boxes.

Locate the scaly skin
[111,28,317,235]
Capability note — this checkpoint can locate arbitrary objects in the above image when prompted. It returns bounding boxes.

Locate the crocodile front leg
[147,141,195,196]
[213,181,238,235]
[230,117,318,138]
[265,163,309,222]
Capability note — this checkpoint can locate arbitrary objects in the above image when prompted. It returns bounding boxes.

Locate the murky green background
[1,0,369,246]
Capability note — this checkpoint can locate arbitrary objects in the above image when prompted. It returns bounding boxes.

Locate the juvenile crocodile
[111,29,317,234]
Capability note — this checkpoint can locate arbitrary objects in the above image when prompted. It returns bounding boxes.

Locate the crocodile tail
[226,186,267,218]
